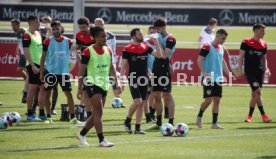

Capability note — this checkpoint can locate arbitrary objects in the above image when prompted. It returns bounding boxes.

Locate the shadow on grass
[0,105,25,108]
[103,119,125,122]
[6,127,67,132]
[237,126,276,130]
[56,130,128,139]
[256,156,276,159]
[0,145,80,152]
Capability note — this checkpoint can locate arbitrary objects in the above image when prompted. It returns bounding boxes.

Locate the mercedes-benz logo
[97,8,112,24]
[219,9,234,26]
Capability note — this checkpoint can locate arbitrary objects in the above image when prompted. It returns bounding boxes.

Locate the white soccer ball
[111,97,123,108]
[3,112,21,126]
[0,115,9,129]
[175,123,189,137]
[160,123,174,136]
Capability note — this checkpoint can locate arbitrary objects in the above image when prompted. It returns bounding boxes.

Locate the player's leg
[151,91,163,127]
[162,92,175,125]
[196,83,213,128]
[245,92,256,122]
[210,83,223,129]
[38,84,46,120]
[18,55,28,103]
[43,85,53,123]
[26,84,39,120]
[134,85,148,134]
[124,98,143,134]
[148,93,156,121]
[51,84,58,115]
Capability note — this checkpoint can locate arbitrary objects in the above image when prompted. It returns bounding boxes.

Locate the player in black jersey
[120,28,163,134]
[237,23,271,123]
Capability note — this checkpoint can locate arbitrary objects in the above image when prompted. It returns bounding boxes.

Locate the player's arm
[237,41,246,78]
[198,36,203,48]
[197,44,209,76]
[151,38,163,58]
[262,54,271,76]
[197,55,207,76]
[23,34,39,74]
[77,48,89,100]
[162,37,176,59]
[222,59,233,79]
[40,38,50,81]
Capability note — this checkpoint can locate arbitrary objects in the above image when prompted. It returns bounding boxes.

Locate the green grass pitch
[0,80,275,159]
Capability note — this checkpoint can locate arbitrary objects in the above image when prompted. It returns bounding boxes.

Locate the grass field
[0,80,275,159]
[1,21,276,49]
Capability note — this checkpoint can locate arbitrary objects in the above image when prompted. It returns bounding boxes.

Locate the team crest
[206,90,212,95]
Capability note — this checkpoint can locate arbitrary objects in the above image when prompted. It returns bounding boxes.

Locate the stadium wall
[1,4,276,26]
[1,42,276,85]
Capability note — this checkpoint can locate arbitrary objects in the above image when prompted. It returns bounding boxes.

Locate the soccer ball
[0,115,9,129]
[175,123,189,137]
[3,112,21,126]
[112,97,123,108]
[160,123,174,136]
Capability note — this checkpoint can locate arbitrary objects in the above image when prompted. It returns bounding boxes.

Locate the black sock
[47,114,51,118]
[32,100,38,112]
[145,113,151,121]
[164,106,169,116]
[212,113,218,124]
[156,115,162,126]
[125,117,131,124]
[39,109,45,116]
[27,109,33,116]
[168,118,174,125]
[149,107,156,117]
[80,128,89,136]
[135,124,141,131]
[97,133,104,143]
[86,112,92,119]
[51,101,57,110]
[249,107,255,116]
[70,113,75,119]
[258,106,265,115]
[197,109,204,117]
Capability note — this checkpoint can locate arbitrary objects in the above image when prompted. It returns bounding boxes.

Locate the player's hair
[216,29,228,36]
[253,23,266,31]
[10,18,21,24]
[153,17,167,27]
[148,26,155,31]
[130,28,141,38]
[42,16,52,23]
[51,21,61,28]
[77,16,90,25]
[27,15,39,22]
[94,18,105,25]
[208,18,218,26]
[90,26,105,38]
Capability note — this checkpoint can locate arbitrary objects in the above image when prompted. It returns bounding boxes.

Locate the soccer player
[75,17,96,119]
[196,29,233,129]
[237,23,272,123]
[121,28,163,134]
[39,16,59,115]
[22,15,45,121]
[40,21,80,124]
[152,17,176,127]
[10,19,28,104]
[76,26,121,147]
[94,18,126,108]
[198,18,217,48]
[144,26,157,123]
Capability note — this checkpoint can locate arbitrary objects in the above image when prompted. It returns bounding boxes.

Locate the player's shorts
[85,83,107,98]
[129,78,148,100]
[152,58,172,93]
[18,54,26,67]
[245,72,263,92]
[44,70,72,92]
[26,64,43,85]
[203,81,223,98]
[152,72,172,93]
